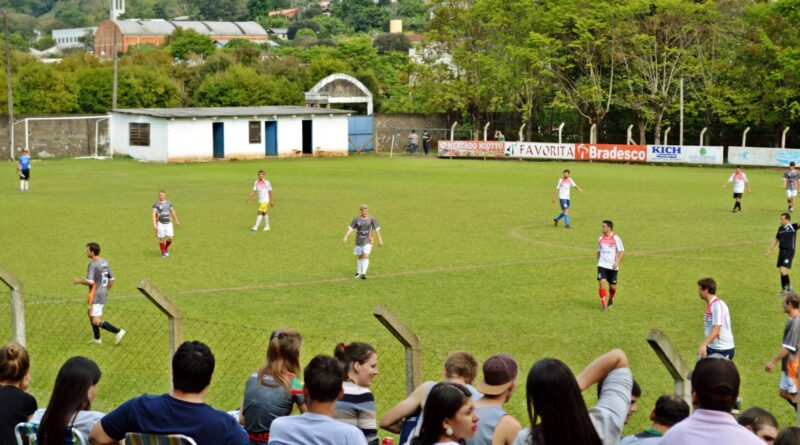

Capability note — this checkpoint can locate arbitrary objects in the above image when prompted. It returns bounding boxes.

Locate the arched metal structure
[305,73,374,115]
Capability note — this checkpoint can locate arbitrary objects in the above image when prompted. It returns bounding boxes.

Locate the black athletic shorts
[733,192,742,199]
[778,249,795,269]
[597,266,619,284]
[19,169,29,180]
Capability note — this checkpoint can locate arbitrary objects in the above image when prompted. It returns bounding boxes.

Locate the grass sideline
[1,155,796,433]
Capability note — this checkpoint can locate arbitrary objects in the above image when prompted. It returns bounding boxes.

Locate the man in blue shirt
[16,148,30,192]
[269,355,367,445]
[89,341,248,445]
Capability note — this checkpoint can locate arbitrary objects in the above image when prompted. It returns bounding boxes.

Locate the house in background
[52,27,97,50]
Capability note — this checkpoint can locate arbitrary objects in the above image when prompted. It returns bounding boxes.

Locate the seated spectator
[240,329,306,445]
[0,342,36,445]
[661,356,762,445]
[333,342,379,445]
[380,351,480,443]
[89,341,248,445]
[775,426,800,445]
[599,379,641,426]
[267,354,367,445]
[468,354,521,445]
[620,395,689,444]
[411,383,479,445]
[512,349,632,445]
[738,407,779,445]
[32,356,104,442]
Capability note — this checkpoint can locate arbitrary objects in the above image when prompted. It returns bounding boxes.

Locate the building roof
[113,106,352,119]
[113,20,267,37]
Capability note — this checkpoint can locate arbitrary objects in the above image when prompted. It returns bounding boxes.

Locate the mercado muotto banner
[437,141,505,158]
[646,145,724,164]
[728,147,800,167]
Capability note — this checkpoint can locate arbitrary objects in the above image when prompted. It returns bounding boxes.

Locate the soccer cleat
[264,226,270,231]
[360,274,367,280]
[553,218,558,227]
[354,273,361,278]
[164,251,169,257]
[252,227,258,231]
[88,338,102,345]
[564,225,571,229]
[115,329,126,345]
[607,298,614,308]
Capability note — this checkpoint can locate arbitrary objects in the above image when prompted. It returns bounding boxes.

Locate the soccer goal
[11,115,111,160]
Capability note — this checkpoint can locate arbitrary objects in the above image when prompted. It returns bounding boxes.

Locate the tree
[14,63,78,114]
[75,67,113,113]
[33,36,55,51]
[193,65,302,106]
[165,28,216,60]
[288,20,321,40]
[194,0,248,20]
[373,33,410,55]
[333,0,390,33]
[312,15,351,39]
[248,0,291,19]
[117,65,180,108]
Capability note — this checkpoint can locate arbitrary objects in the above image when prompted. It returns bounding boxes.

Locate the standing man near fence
[74,242,126,345]
[408,130,419,155]
[551,169,582,229]
[785,162,800,213]
[16,148,30,192]
[421,130,431,156]
[343,204,383,280]
[152,190,180,257]
[764,212,800,294]
[246,170,274,232]
[722,165,750,213]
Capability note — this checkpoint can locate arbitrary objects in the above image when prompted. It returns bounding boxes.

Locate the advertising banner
[437,141,505,158]
[728,147,800,167]
[575,143,647,162]
[504,142,576,159]
[646,145,724,164]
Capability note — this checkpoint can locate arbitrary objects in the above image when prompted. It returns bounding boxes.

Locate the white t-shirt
[598,234,624,270]
[705,296,734,350]
[728,172,748,193]
[253,179,272,203]
[30,408,105,440]
[556,178,577,200]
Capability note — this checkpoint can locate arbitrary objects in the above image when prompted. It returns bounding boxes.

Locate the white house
[52,27,96,50]
[110,106,351,163]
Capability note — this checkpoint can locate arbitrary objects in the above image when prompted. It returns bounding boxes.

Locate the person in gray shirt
[784,162,800,213]
[152,190,180,257]
[73,242,125,345]
[343,204,383,280]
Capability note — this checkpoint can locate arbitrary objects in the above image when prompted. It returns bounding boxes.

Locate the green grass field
[1,155,796,434]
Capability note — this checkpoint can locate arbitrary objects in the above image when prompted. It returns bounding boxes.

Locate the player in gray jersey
[343,204,383,279]
[152,190,180,257]
[73,242,126,345]
[784,162,800,213]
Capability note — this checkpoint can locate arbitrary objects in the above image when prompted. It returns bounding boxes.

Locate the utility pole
[4,9,13,160]
[112,29,118,109]
[679,77,684,146]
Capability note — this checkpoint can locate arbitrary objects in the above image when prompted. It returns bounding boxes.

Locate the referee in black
[765,212,800,294]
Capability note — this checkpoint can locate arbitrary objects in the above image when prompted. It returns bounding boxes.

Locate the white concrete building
[52,27,96,50]
[110,106,352,163]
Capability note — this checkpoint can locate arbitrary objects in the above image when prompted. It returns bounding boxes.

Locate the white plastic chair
[14,422,88,445]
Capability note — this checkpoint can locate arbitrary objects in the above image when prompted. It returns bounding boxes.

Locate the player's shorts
[89,304,104,317]
[781,369,799,394]
[788,189,798,198]
[778,250,795,269]
[354,243,373,256]
[559,199,570,210]
[157,222,174,238]
[597,267,618,284]
[733,192,743,199]
[258,202,270,213]
[19,169,29,180]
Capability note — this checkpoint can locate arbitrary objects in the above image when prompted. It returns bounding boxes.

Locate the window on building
[249,121,261,143]
[129,123,150,146]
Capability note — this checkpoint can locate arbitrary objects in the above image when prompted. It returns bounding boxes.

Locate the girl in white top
[411,383,479,445]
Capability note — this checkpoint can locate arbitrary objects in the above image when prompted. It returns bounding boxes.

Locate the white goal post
[11,114,111,159]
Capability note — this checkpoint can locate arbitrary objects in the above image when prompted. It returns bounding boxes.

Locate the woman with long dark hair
[0,342,37,445]
[32,356,103,444]
[333,341,380,445]
[512,349,632,445]
[411,382,479,445]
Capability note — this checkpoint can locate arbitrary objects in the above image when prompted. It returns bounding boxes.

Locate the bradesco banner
[437,141,505,158]
[728,147,800,167]
[575,143,647,162]
[504,142,576,159]
[646,145,724,164]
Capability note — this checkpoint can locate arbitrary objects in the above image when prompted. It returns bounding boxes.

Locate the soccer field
[1,155,795,432]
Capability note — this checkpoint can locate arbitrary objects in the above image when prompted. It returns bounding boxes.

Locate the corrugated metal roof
[237,22,269,36]
[114,20,267,37]
[113,106,352,118]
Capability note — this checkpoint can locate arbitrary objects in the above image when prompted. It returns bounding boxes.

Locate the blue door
[213,122,224,159]
[348,115,374,152]
[265,121,277,156]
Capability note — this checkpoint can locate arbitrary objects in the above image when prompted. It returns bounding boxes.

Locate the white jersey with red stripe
[704,296,734,350]
[598,234,624,269]
[728,172,748,193]
[556,178,577,200]
[253,179,272,203]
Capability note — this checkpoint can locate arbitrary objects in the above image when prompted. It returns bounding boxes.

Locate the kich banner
[575,143,647,162]
[438,141,505,158]
[728,147,800,167]
[647,145,723,164]
[504,142,576,159]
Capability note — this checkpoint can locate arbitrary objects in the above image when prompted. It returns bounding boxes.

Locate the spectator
[738,407,779,445]
[89,341,248,445]
[267,354,366,445]
[775,426,800,445]
[468,354,521,445]
[32,356,104,443]
[381,351,480,444]
[660,356,762,445]
[764,291,800,412]
[333,342,379,445]
[241,329,306,445]
[512,349,632,445]
[421,130,431,156]
[620,395,689,444]
[411,383,479,445]
[409,130,419,154]
[495,131,506,142]
[599,379,640,426]
[0,343,36,445]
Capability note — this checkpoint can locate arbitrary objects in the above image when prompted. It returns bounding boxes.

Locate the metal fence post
[647,329,692,409]
[374,304,421,396]
[0,265,25,346]
[137,279,183,359]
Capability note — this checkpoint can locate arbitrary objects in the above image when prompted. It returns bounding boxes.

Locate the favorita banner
[575,144,647,162]
[728,147,800,167]
[504,142,576,159]
[646,145,723,164]
[438,141,505,158]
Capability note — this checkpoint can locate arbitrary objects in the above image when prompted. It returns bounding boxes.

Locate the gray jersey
[785,171,800,190]
[349,216,380,246]
[153,200,173,224]
[87,258,114,305]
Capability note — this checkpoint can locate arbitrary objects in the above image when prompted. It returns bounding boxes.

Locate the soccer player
[152,190,180,257]
[765,212,800,293]
[16,148,30,192]
[696,277,734,359]
[722,165,750,213]
[246,170,274,231]
[343,204,383,280]
[73,242,125,345]
[597,220,624,310]
[551,169,583,229]
[784,162,800,213]
[765,291,800,412]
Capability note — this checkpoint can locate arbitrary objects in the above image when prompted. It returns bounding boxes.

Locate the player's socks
[609,287,616,305]
[20,180,24,191]
[264,215,269,228]
[24,181,28,191]
[356,260,363,275]
[159,242,166,254]
[564,214,570,226]
[362,259,369,275]
[92,324,101,340]
[165,239,172,251]
[100,321,121,334]
[555,213,563,221]
[599,288,607,308]
[782,275,790,290]
[254,215,263,229]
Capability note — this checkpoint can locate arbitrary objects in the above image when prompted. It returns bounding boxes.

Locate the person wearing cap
[696,277,734,359]
[660,357,763,445]
[467,354,521,445]
[620,395,689,445]
[343,204,383,280]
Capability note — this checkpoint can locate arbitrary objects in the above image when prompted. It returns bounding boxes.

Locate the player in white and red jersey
[551,169,583,229]
[722,165,750,213]
[246,170,274,231]
[597,220,624,310]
